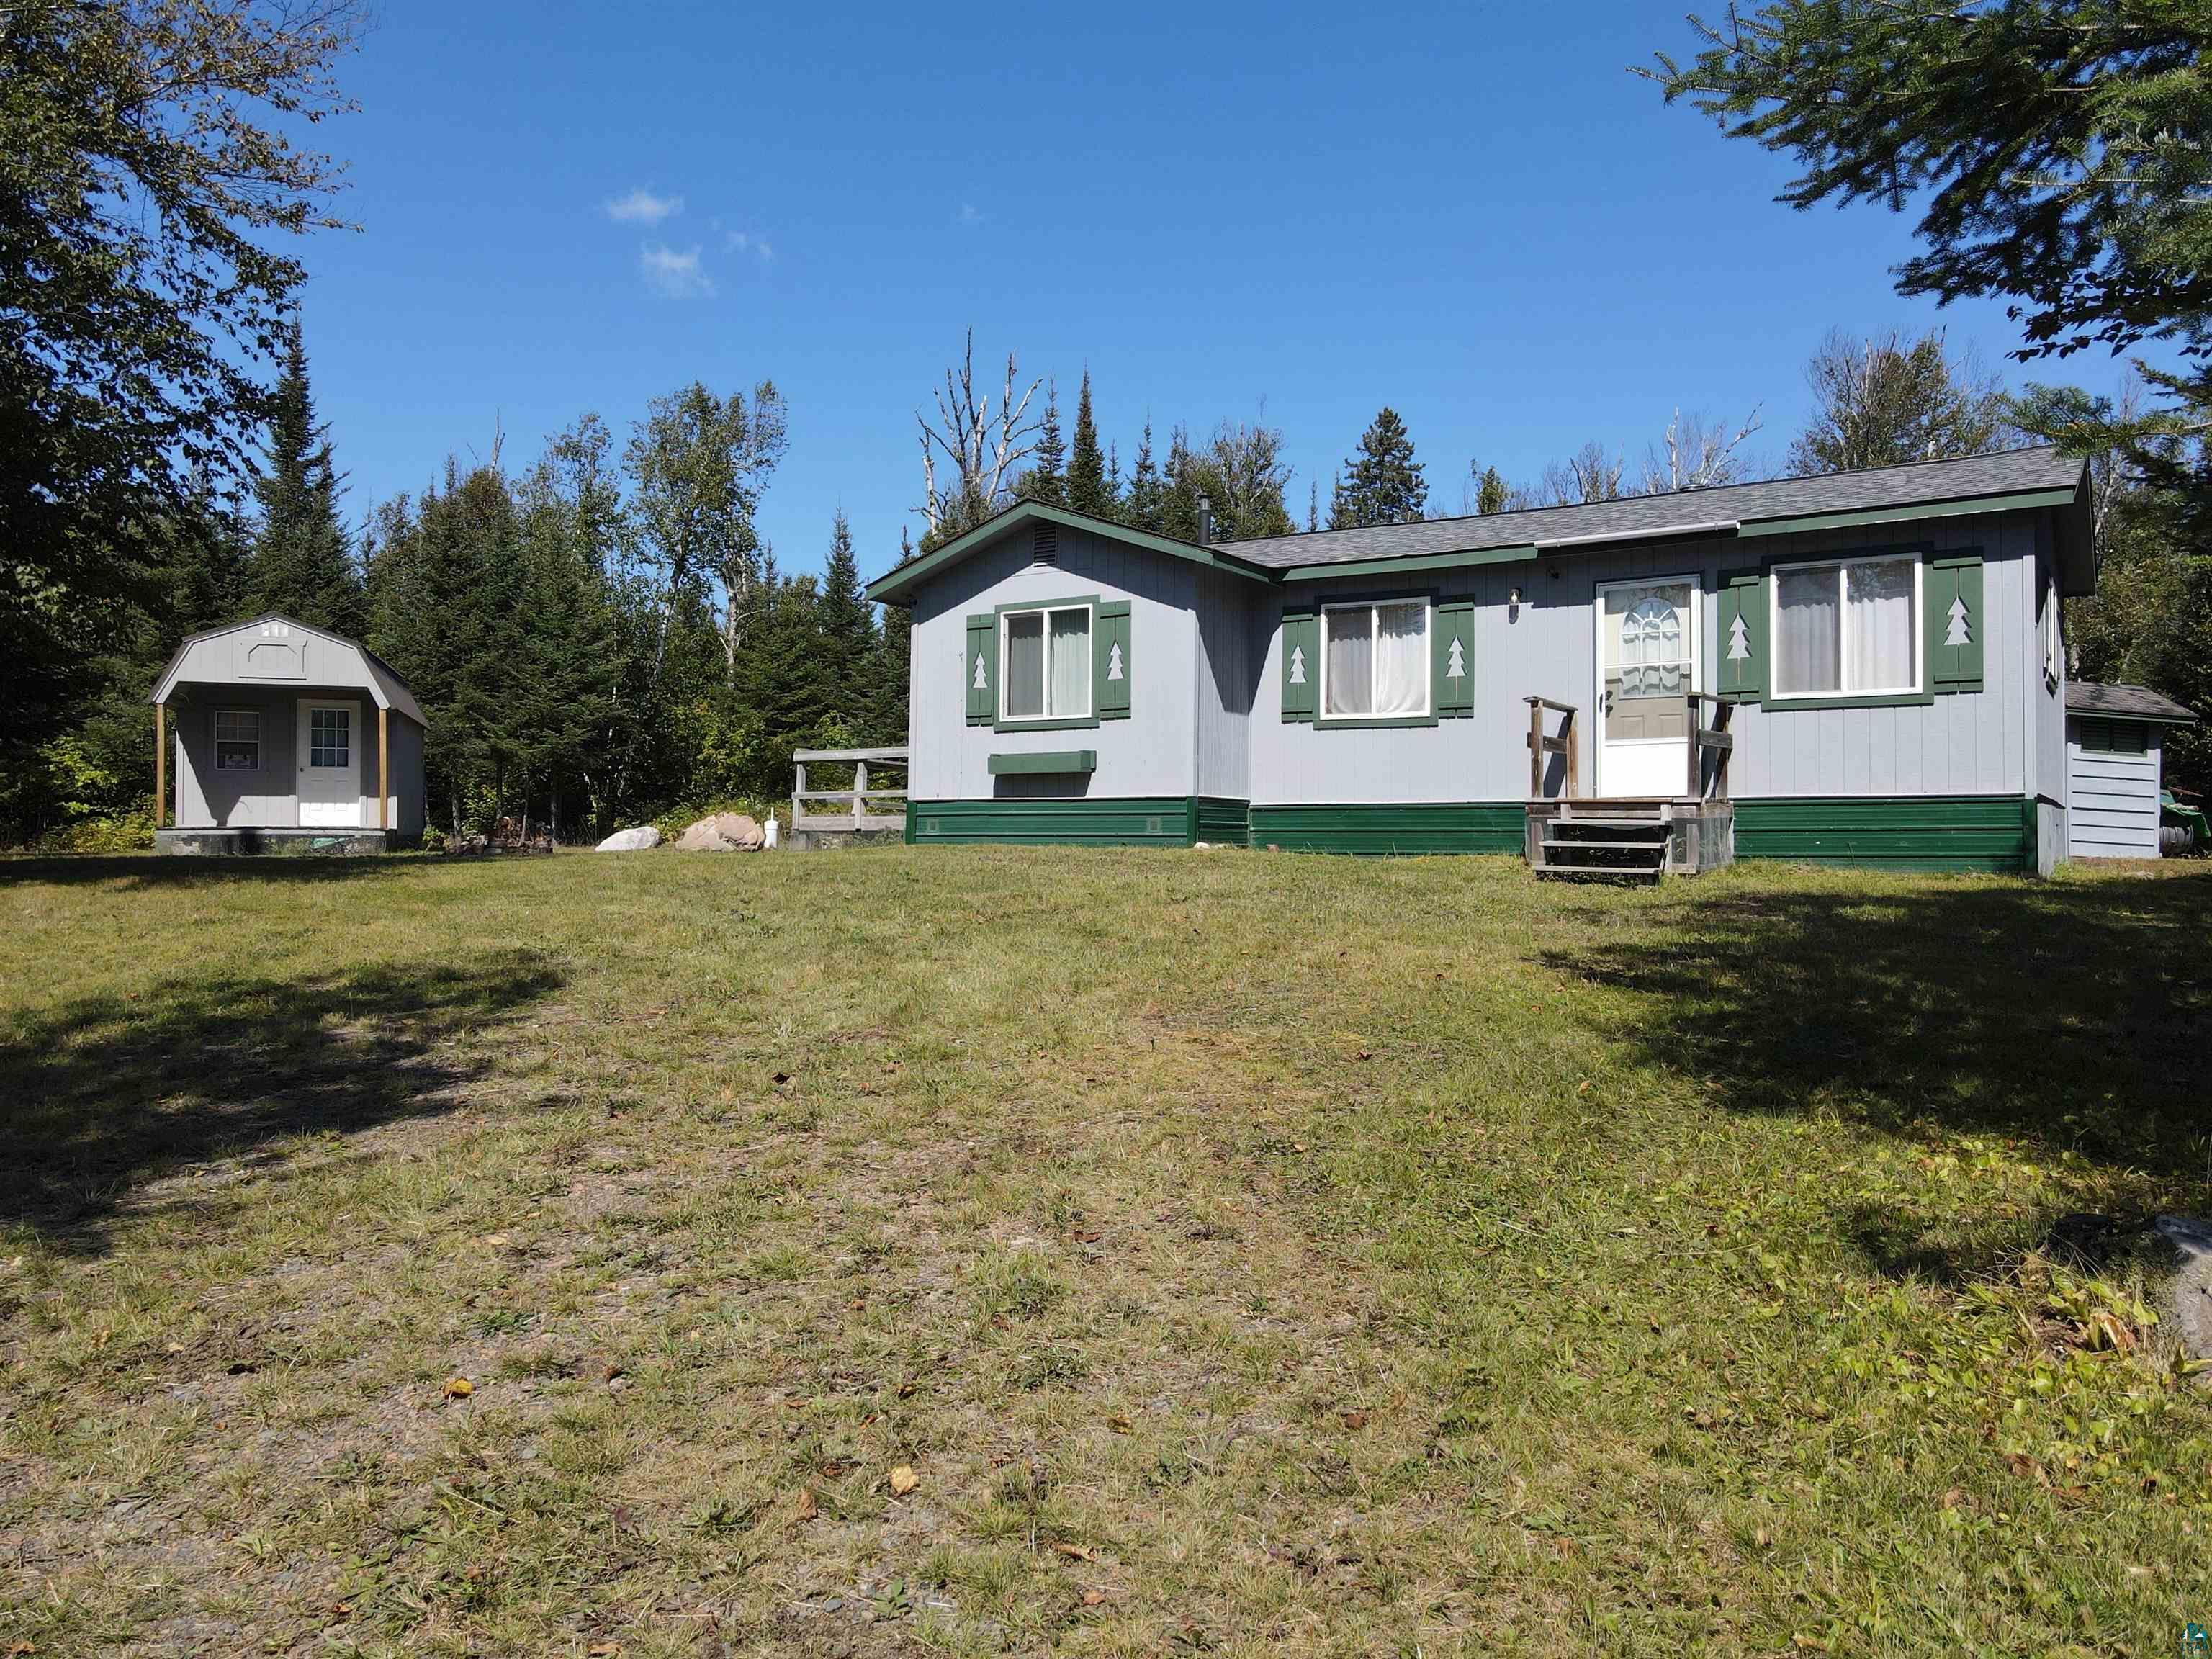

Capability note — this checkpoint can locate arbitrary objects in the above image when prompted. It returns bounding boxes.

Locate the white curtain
[1776,566,1840,695]
[1004,613,1044,718]
[1846,559,1915,691]
[1325,608,1372,716]
[1373,601,1427,715]
[1048,608,1089,716]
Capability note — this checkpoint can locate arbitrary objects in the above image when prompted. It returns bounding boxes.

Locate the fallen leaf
[1107,1413,1133,1434]
[588,1645,621,1657]
[1080,1588,1106,1606]
[1051,1542,1094,1560]
[1291,1142,1308,1154]
[442,1376,475,1400]
[793,1488,818,1521]
[165,1341,185,1355]
[483,1233,509,1247]
[1341,1411,1369,1430]
[889,1465,919,1496]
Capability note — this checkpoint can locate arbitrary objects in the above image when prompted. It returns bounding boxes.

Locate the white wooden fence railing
[791,747,909,834]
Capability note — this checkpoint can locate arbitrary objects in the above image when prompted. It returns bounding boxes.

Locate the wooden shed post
[378,705,390,830]
[155,703,166,828]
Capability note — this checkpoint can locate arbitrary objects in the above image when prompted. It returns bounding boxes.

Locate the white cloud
[606,186,683,225]
[639,243,714,299]
[957,202,983,227]
[724,229,774,264]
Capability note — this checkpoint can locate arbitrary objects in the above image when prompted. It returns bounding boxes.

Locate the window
[1000,604,1091,722]
[214,709,260,771]
[309,706,351,768]
[1772,554,1920,698]
[1321,599,1429,719]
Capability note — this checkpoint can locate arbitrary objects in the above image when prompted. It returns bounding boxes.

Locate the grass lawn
[3,848,2209,1658]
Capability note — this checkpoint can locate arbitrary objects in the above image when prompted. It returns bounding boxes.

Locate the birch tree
[916,331,1041,545]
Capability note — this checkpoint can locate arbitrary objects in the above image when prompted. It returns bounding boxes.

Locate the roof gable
[150,613,425,724]
[865,500,1274,606]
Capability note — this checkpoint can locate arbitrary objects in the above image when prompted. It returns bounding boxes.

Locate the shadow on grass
[1542,869,2212,1279]
[0,854,432,891]
[0,952,563,1255]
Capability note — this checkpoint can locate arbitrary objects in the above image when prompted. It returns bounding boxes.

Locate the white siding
[2066,719,2162,859]
[1246,511,2042,805]
[906,523,1207,801]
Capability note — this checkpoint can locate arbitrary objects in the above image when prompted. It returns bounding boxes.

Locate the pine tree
[817,508,876,708]
[248,318,364,631]
[1329,407,1428,529]
[1019,381,1066,505]
[1121,420,1165,532]
[1472,464,1511,516]
[1066,369,1113,517]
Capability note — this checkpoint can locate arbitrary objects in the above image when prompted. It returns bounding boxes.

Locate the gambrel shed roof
[150,613,426,724]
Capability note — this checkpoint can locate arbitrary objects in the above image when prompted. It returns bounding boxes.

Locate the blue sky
[306,1,2146,585]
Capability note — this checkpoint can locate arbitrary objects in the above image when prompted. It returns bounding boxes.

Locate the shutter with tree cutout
[1925,552,1984,694]
[1715,570,1766,699]
[1434,599,1475,717]
[964,614,994,724]
[1280,609,1317,721]
[1095,601,1130,719]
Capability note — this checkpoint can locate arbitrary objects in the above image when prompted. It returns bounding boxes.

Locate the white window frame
[998,601,1094,724]
[213,708,261,772]
[1318,598,1431,721]
[2041,575,2062,691]
[1767,552,1923,701]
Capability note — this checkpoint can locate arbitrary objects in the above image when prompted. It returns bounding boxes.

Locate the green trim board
[1248,802,1525,857]
[907,797,1249,848]
[867,499,1274,605]
[1738,487,2076,541]
[1194,797,1251,846]
[1733,796,2033,872]
[988,750,1096,775]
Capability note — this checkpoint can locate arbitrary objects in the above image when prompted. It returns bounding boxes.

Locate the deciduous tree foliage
[1,0,359,842]
[1788,328,2010,475]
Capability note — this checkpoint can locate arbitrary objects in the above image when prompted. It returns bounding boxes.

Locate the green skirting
[1247,802,1525,857]
[1732,796,2033,873]
[906,798,1248,848]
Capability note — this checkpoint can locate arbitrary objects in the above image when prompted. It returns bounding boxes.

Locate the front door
[297,699,360,827]
[1596,577,1699,797]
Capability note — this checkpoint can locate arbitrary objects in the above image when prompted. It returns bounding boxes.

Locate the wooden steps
[1524,797,1737,881]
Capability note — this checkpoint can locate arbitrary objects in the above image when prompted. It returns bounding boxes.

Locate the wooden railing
[1525,697,1581,799]
[1685,693,1735,801]
[792,747,909,833]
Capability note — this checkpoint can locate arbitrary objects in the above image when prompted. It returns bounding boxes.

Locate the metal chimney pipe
[1197,494,1213,547]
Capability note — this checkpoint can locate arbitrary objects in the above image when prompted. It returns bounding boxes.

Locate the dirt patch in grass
[2,848,2208,1655]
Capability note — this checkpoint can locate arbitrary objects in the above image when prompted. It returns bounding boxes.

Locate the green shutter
[1281,610,1317,721]
[1095,601,1130,719]
[1715,570,1766,698]
[964,614,994,724]
[1434,599,1475,717]
[1928,553,1984,693]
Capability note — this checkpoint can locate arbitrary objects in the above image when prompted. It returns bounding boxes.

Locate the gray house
[868,446,2117,876]
[2064,681,2198,860]
[150,614,428,853]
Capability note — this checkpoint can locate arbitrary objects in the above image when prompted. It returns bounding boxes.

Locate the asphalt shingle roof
[1218,446,2085,570]
[2067,681,2198,724]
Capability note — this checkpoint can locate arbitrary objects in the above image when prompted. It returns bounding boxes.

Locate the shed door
[297,700,361,827]
[1596,577,1698,797]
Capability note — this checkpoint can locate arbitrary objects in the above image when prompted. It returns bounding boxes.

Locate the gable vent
[1031,523,1058,565]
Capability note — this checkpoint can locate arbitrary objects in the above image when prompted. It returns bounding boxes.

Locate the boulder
[674,811,764,851]
[595,825,661,853]
[2154,1215,2212,1361]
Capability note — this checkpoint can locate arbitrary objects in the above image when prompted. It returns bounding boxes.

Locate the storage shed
[150,614,428,853]
[2064,681,2198,860]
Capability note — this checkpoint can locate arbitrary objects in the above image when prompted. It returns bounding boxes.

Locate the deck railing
[792,747,909,833]
[1684,693,1735,801]
[1525,698,1581,799]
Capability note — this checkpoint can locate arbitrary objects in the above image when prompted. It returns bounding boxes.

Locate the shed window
[2082,719,2149,755]
[214,709,261,771]
[1321,600,1429,719]
[1000,603,1091,722]
[1772,554,1920,697]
